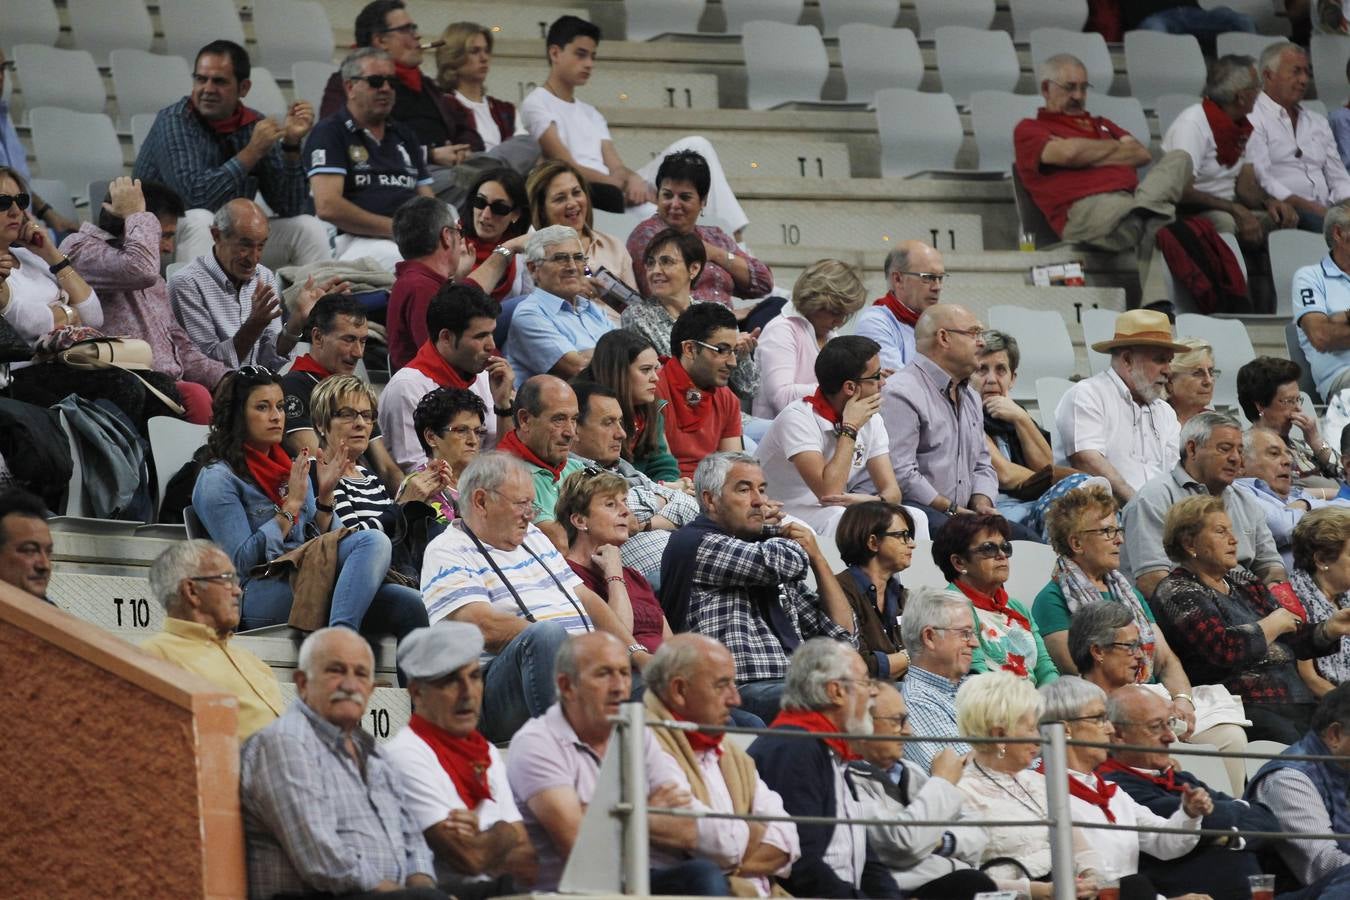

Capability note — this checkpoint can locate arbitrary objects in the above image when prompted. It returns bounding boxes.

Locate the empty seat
[149,417,209,515]
[1089,94,1151,147]
[130,113,157,155]
[1302,98,1329,118]
[624,0,706,40]
[838,25,922,105]
[820,0,898,37]
[742,21,828,110]
[1009,0,1089,42]
[253,0,336,73]
[246,68,290,120]
[1215,31,1283,60]
[1081,307,1116,375]
[159,0,247,61]
[971,90,1043,173]
[1124,30,1207,109]
[721,0,802,33]
[26,177,77,226]
[1174,313,1256,408]
[292,60,338,112]
[915,0,995,38]
[67,0,154,65]
[0,0,60,51]
[1155,93,1200,139]
[1243,739,1290,783]
[13,45,106,118]
[934,26,1021,107]
[990,307,1077,400]
[874,89,963,177]
[1270,228,1329,318]
[1005,541,1059,607]
[110,50,192,126]
[30,108,124,195]
[1312,34,1350,110]
[1029,27,1115,94]
[1036,376,1075,434]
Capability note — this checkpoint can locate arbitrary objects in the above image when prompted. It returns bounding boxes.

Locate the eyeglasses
[333,407,375,422]
[899,270,948,284]
[878,529,915,544]
[856,371,885,383]
[693,340,736,358]
[489,489,536,517]
[189,571,241,586]
[1119,717,1185,736]
[1175,367,1221,380]
[873,714,909,729]
[473,195,517,216]
[967,541,1013,559]
[544,252,588,266]
[942,326,986,341]
[1106,640,1146,655]
[1049,80,1093,94]
[447,425,489,439]
[443,222,464,236]
[378,21,419,34]
[0,193,30,212]
[933,626,978,642]
[1270,396,1302,408]
[1065,711,1110,726]
[835,677,875,692]
[1078,525,1124,540]
[350,74,395,89]
[236,364,275,379]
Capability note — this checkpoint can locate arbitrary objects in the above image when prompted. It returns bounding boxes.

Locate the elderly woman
[459,167,529,302]
[833,501,914,680]
[1153,494,1350,742]
[751,259,868,419]
[1165,337,1217,426]
[955,671,1101,898]
[1289,507,1350,697]
[435,21,538,176]
[409,386,489,523]
[934,513,1059,685]
[526,158,634,301]
[1237,355,1343,492]
[1039,677,1208,892]
[579,330,681,483]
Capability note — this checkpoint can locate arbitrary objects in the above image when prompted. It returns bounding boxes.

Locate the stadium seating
[1080,307,1116,376]
[12,46,106,120]
[971,91,1043,174]
[819,0,899,38]
[914,0,996,38]
[1269,228,1327,318]
[291,60,339,112]
[1175,313,1257,409]
[1154,94,1200,139]
[742,21,830,110]
[28,108,123,210]
[1028,27,1115,95]
[1123,31,1208,109]
[1286,320,1322,404]
[721,0,803,34]
[934,26,1021,108]
[252,0,338,73]
[158,0,247,61]
[1312,33,1350,110]
[1036,376,1075,435]
[1083,94,1151,147]
[624,0,706,40]
[27,177,78,224]
[0,0,60,52]
[68,0,155,65]
[874,89,963,178]
[837,25,923,105]
[1215,30,1284,59]
[245,67,290,120]
[1243,739,1290,783]
[110,50,192,126]
[989,306,1077,401]
[1008,0,1089,42]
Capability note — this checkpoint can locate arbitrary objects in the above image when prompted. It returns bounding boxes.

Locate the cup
[1018,229,1036,252]
[1096,876,1120,900]
[1248,873,1275,900]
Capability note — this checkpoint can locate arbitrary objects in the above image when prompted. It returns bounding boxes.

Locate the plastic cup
[1097,877,1120,900]
[1249,873,1275,900]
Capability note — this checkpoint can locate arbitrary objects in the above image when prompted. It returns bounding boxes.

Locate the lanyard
[460,522,591,631]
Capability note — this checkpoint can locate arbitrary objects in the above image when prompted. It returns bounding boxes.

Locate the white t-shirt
[1054,368,1180,494]
[1161,102,1247,199]
[454,91,502,149]
[377,364,497,471]
[518,87,611,173]
[755,399,889,534]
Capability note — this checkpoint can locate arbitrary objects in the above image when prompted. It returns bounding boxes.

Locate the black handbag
[0,313,33,364]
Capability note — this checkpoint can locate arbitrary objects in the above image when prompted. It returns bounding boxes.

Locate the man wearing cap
[1054,309,1188,504]
[384,624,536,897]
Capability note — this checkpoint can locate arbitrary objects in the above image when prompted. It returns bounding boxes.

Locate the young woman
[459,167,529,301]
[580,329,682,483]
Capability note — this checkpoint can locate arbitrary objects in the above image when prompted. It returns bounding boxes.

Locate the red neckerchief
[243,442,292,507]
[676,712,724,756]
[1097,757,1180,793]
[660,358,713,433]
[287,354,331,378]
[953,579,1031,630]
[1202,97,1253,168]
[1035,108,1104,135]
[804,387,841,425]
[407,714,493,809]
[1039,761,1117,822]
[496,428,565,481]
[770,709,861,762]
[466,236,517,301]
[874,291,920,328]
[188,99,264,135]
[394,62,423,93]
[406,340,471,390]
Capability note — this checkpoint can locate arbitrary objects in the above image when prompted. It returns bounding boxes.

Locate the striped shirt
[169,251,287,369]
[332,466,394,531]
[420,520,590,655]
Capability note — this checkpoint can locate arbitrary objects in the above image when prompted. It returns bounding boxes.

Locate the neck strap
[459,521,591,631]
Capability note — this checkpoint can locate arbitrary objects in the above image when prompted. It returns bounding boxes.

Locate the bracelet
[493,245,514,259]
[276,506,297,530]
[34,202,51,219]
[1171,693,1195,708]
[626,642,646,657]
[315,500,334,513]
[493,403,514,418]
[52,301,75,325]
[606,574,625,585]
[48,257,72,275]
[834,422,858,440]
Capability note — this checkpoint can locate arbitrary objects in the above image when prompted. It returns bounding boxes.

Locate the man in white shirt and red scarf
[379,281,513,471]
[385,623,536,897]
[853,241,945,372]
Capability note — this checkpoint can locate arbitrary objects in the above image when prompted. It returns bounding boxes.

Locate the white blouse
[3,246,102,343]
[1067,769,1200,882]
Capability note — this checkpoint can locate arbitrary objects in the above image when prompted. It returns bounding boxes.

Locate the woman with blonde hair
[752,258,868,418]
[434,21,538,177]
[1165,337,1216,426]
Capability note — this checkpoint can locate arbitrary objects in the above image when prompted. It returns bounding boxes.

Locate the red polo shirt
[388,259,447,372]
[1013,109,1140,235]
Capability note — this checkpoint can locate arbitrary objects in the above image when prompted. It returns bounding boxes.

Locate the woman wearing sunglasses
[459,167,529,302]
[933,512,1059,685]
[833,501,915,680]
[526,159,633,314]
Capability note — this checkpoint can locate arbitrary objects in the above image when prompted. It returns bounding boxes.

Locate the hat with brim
[1090,309,1191,353]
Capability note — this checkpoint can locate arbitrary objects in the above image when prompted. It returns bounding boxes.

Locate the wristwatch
[626,643,645,657]
[493,245,514,260]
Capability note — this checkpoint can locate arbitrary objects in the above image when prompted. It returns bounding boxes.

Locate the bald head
[515,374,579,466]
[211,198,269,284]
[884,240,945,312]
[1106,684,1176,769]
[645,633,741,726]
[295,627,375,733]
[915,304,986,381]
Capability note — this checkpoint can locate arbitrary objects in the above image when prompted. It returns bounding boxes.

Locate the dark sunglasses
[0,193,30,212]
[236,364,275,380]
[350,74,395,89]
[967,541,1014,560]
[473,194,516,216]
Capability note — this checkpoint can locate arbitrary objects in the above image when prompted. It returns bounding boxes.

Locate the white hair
[525,224,580,262]
[900,586,970,659]
[297,626,371,679]
[693,450,760,513]
[148,539,220,613]
[780,637,858,711]
[1038,675,1107,724]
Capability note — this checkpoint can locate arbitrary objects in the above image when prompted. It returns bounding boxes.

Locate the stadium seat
[1154,94,1199,139]
[131,113,157,155]
[27,178,78,226]
[1313,34,1350,108]
[0,0,60,51]
[1269,228,1327,318]
[253,0,336,73]
[165,261,188,282]
[874,89,963,178]
[914,0,996,38]
[1303,98,1329,118]
[1286,321,1322,404]
[1006,541,1057,603]
[12,46,106,119]
[1171,743,1232,796]
[934,27,1021,108]
[819,0,899,38]
[742,21,828,110]
[1011,168,1063,250]
[624,0,705,40]
[1029,28,1115,95]
[49,570,163,638]
[246,68,290,120]
[110,50,192,126]
[292,60,338,112]
[1215,31,1283,60]
[29,109,123,206]
[87,179,109,216]
[149,417,208,518]
[1124,31,1207,109]
[159,0,247,62]
[1243,739,1289,784]
[971,90,1042,174]
[1008,0,1089,42]
[1088,94,1151,147]
[838,25,922,105]
[1080,307,1116,376]
[1036,376,1075,436]
[68,0,155,65]
[989,307,1077,401]
[1175,313,1255,409]
[721,0,802,34]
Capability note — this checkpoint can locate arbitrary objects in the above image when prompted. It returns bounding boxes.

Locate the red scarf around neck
[406,340,472,390]
[953,579,1031,631]
[771,709,861,762]
[189,99,264,135]
[288,354,331,378]
[1038,761,1117,822]
[1202,97,1253,168]
[244,442,293,507]
[630,410,647,449]
[407,713,493,809]
[874,291,921,328]
[496,428,565,481]
[1097,757,1180,793]
[675,712,724,756]
[660,358,714,434]
[804,387,842,425]
[467,236,517,301]
[394,62,423,93]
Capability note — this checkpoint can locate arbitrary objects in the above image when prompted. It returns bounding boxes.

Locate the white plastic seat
[838,25,922,104]
[26,178,77,227]
[1303,98,1329,118]
[1006,541,1058,605]
[1269,229,1328,318]
[130,113,157,155]
[1215,31,1283,60]
[246,68,290,120]
[148,417,209,515]
[159,0,247,61]
[1081,307,1117,375]
[1174,313,1256,409]
[253,0,336,72]
[915,0,995,38]
[1171,743,1233,796]
[1155,94,1200,139]
[110,50,192,126]
[935,26,1020,108]
[819,0,898,37]
[1029,27,1115,95]
[1287,321,1322,403]
[29,109,123,200]
[292,60,338,112]
[1243,739,1289,784]
[874,89,963,178]
[13,45,106,118]
[971,90,1043,174]
[742,20,828,110]
[0,0,60,51]
[721,0,802,34]
[1312,33,1350,109]
[1009,0,1089,42]
[1088,94,1151,147]
[67,0,154,65]
[989,306,1077,401]
[624,0,706,40]
[1036,376,1075,435]
[1124,30,1207,109]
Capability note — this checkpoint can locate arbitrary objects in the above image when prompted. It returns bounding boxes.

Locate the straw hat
[1089,309,1190,353]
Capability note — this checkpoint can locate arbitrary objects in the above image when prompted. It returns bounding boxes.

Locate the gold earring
[997,744,1006,759]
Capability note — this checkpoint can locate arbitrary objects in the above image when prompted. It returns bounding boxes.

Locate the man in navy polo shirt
[305,47,434,269]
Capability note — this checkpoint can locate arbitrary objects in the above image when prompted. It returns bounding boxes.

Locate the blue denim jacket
[192,460,320,581]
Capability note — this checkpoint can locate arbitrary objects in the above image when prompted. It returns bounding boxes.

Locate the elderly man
[170,198,319,369]
[747,637,900,898]
[495,375,584,549]
[134,39,329,268]
[384,624,535,896]
[1100,684,1275,900]
[643,634,801,894]
[241,627,446,899]
[388,196,467,371]
[0,489,54,605]
[505,225,615,388]
[898,586,979,773]
[1248,684,1350,894]
[1014,53,1192,294]
[1162,54,1298,245]
[380,282,513,471]
[1248,42,1350,233]
[506,632,732,894]
[656,303,745,479]
[420,451,647,742]
[139,540,282,740]
[305,48,435,268]
[658,451,857,721]
[853,241,945,372]
[1294,203,1350,403]
[1122,411,1286,598]
[1234,426,1345,569]
[848,681,997,900]
[1056,309,1188,503]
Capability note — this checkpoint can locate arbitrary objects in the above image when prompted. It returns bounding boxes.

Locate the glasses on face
[1065,711,1110,727]
[967,541,1013,559]
[1079,525,1124,540]
[943,326,985,341]
[473,194,516,216]
[934,626,978,642]
[447,425,489,439]
[1121,717,1185,736]
[693,339,736,358]
[378,21,419,34]
[1107,640,1146,655]
[545,252,588,266]
[856,371,885,383]
[873,714,909,729]
[1271,396,1302,409]
[333,407,375,423]
[899,270,948,284]
[879,529,916,544]
[350,74,396,89]
[0,192,30,212]
[1049,80,1093,94]
[489,489,536,518]
[835,676,875,692]
[189,571,241,586]
[647,254,683,268]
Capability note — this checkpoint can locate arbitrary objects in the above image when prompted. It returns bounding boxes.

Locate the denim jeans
[738,679,786,722]
[480,620,571,743]
[649,859,730,896]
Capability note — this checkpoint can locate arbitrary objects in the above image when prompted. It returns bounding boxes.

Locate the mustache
[329,690,366,705]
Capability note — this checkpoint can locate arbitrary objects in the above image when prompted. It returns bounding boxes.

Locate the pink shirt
[751,308,833,419]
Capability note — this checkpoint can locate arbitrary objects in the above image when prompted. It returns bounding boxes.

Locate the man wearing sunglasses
[306,48,435,269]
[854,240,946,372]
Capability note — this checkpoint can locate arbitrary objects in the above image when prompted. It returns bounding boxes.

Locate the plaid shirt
[240,701,435,898]
[900,665,970,774]
[685,530,856,683]
[134,97,308,215]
